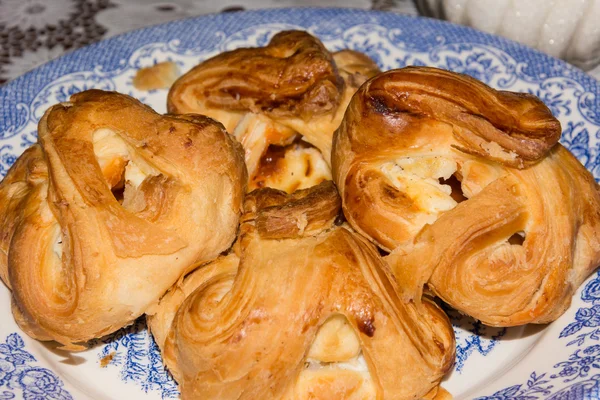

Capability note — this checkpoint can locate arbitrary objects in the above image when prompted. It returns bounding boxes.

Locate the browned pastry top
[168,30,343,119]
[338,66,560,169]
[333,66,600,326]
[148,181,455,399]
[0,90,247,348]
[167,30,381,167]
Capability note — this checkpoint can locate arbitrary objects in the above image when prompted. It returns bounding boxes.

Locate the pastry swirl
[148,181,455,399]
[0,90,247,348]
[332,67,600,326]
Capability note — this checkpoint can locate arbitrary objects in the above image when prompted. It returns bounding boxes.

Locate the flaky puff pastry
[332,66,600,327]
[0,90,247,348]
[167,30,380,167]
[148,181,455,399]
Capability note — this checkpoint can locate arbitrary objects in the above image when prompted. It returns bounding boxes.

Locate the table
[3,0,600,84]
[0,0,418,85]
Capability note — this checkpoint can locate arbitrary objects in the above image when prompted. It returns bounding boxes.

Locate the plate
[1,8,600,400]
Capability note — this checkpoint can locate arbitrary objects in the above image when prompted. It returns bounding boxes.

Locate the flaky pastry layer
[0,90,247,348]
[148,181,455,399]
[167,30,380,165]
[332,67,600,326]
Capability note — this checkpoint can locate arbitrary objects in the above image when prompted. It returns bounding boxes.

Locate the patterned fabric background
[0,0,418,84]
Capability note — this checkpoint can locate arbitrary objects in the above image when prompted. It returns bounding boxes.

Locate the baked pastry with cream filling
[148,181,455,399]
[0,90,247,348]
[332,66,600,326]
[168,30,379,192]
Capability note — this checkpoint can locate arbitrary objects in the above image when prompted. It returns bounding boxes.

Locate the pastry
[167,30,379,192]
[332,66,600,326]
[148,181,455,399]
[133,61,181,91]
[0,90,247,348]
[231,114,331,193]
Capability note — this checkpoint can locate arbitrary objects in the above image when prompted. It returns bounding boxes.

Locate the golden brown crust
[168,30,343,119]
[133,61,181,91]
[333,67,600,326]
[242,180,341,239]
[147,253,240,352]
[0,90,247,347]
[0,145,47,290]
[332,50,381,90]
[167,30,380,164]
[336,67,560,170]
[149,183,454,399]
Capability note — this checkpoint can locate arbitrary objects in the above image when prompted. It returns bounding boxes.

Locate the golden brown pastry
[332,66,600,327]
[133,61,181,91]
[148,181,455,399]
[0,90,247,348]
[167,30,380,192]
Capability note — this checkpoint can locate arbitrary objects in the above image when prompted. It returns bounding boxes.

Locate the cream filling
[92,128,129,172]
[304,315,372,385]
[380,155,459,216]
[53,236,63,259]
[305,353,369,372]
[251,145,331,193]
[92,128,160,191]
[295,315,376,399]
[233,113,296,178]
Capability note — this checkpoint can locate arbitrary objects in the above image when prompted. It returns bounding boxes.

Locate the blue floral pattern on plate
[94,319,177,399]
[476,272,600,399]
[0,333,72,400]
[2,8,600,399]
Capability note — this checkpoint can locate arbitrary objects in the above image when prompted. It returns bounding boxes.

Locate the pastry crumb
[100,351,116,367]
[133,61,180,91]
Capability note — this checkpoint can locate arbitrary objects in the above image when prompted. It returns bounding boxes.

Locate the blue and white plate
[1,8,600,400]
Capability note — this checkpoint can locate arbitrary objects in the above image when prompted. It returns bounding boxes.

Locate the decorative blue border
[1,8,597,137]
[476,272,600,399]
[96,319,178,399]
[0,333,72,400]
[442,305,507,373]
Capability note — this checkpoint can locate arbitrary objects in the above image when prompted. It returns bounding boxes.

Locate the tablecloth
[3,0,600,85]
[0,0,418,85]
